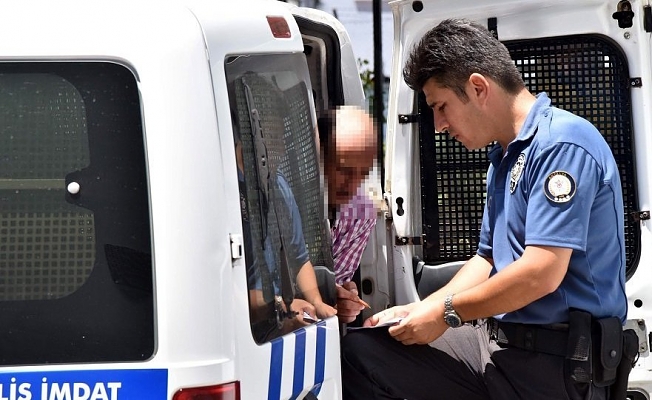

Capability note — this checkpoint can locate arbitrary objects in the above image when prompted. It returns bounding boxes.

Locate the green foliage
[357,58,375,114]
[358,58,374,93]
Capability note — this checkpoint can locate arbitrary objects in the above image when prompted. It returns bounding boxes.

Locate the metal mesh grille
[421,35,639,273]
[280,83,326,266]
[0,73,94,300]
[423,130,487,260]
[234,73,327,270]
[234,74,285,291]
[0,62,153,366]
[0,206,94,300]
[509,36,638,272]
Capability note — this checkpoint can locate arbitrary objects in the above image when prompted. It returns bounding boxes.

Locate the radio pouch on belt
[592,317,622,387]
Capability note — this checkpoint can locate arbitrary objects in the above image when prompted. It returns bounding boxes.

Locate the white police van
[378,0,652,399]
[0,1,369,399]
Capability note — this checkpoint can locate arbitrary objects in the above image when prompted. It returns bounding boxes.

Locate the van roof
[0,0,304,62]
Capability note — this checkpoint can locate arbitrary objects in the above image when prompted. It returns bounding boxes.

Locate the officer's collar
[513,92,551,144]
[488,92,551,165]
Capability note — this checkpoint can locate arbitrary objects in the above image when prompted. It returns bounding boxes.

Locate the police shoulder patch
[543,171,576,203]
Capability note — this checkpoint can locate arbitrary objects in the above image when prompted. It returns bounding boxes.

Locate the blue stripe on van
[311,320,327,396]
[268,337,284,400]
[292,328,307,398]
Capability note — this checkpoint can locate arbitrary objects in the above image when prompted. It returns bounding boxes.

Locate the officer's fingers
[375,311,393,325]
[387,320,407,338]
[391,330,414,345]
[363,314,379,327]
[400,337,416,346]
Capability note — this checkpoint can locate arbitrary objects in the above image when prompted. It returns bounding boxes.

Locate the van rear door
[199,3,370,398]
[386,1,649,396]
[290,5,390,318]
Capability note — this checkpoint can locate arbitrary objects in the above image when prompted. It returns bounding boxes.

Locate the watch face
[445,313,462,328]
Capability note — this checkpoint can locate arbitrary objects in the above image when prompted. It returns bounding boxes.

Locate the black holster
[609,328,639,400]
[566,310,639,399]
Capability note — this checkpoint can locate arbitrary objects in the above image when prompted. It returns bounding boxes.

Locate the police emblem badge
[544,171,576,203]
[510,153,526,193]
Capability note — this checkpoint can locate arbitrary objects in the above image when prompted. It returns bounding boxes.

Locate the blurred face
[326,147,373,208]
[422,78,491,150]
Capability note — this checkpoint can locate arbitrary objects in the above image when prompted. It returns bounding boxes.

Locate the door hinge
[398,114,419,124]
[630,77,642,87]
[631,211,650,222]
[395,236,422,246]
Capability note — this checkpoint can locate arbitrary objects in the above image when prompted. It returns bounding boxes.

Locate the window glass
[0,63,153,365]
[226,53,335,343]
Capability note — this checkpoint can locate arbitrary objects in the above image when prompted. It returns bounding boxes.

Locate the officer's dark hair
[403,18,525,101]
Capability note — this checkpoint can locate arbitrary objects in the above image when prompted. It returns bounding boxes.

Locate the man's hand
[336,281,365,323]
[363,303,413,327]
[313,301,337,319]
[363,299,447,345]
[291,298,316,321]
[387,298,447,345]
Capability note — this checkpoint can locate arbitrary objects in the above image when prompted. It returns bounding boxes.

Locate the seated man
[320,106,380,323]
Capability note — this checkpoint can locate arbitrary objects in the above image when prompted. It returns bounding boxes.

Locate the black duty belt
[488,318,569,357]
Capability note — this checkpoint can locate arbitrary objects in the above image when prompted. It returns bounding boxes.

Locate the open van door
[219,3,384,398]
[288,5,391,319]
[385,0,650,397]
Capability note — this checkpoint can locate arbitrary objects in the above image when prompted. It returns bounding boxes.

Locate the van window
[419,34,640,276]
[0,62,154,365]
[226,53,335,343]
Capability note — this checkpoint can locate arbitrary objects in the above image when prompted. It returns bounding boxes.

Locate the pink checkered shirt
[331,192,377,284]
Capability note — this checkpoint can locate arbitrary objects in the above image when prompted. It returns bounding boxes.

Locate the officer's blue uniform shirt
[477,93,627,324]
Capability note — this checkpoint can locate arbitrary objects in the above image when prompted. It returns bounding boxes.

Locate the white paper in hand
[347,317,403,331]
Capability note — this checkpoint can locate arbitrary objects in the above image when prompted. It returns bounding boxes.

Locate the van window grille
[0,73,93,300]
[420,34,640,276]
[0,63,153,365]
[226,54,334,343]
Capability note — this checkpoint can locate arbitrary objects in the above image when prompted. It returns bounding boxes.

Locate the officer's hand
[363,304,412,327]
[388,298,447,345]
[336,281,365,323]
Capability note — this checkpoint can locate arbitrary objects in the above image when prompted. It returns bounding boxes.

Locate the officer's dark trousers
[341,323,607,400]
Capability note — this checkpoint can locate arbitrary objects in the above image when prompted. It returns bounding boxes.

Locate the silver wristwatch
[444,294,463,328]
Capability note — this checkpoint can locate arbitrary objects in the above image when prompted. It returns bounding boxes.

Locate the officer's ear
[468,73,490,106]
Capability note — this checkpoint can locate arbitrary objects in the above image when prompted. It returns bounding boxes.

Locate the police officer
[341,18,627,400]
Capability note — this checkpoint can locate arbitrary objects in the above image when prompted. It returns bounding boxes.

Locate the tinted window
[0,63,153,365]
[226,53,335,343]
